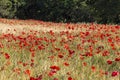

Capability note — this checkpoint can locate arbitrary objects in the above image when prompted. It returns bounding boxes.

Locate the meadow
[0,18,120,80]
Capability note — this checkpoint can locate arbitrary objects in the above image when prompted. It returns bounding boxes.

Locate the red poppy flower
[108,38,113,43]
[64,44,69,50]
[30,77,36,80]
[83,62,87,66]
[31,52,35,57]
[115,57,120,61]
[110,43,114,47]
[38,45,45,50]
[50,65,60,71]
[4,53,10,59]
[23,63,28,67]
[24,69,31,76]
[107,60,112,65]
[58,54,64,58]
[104,71,108,75]
[64,62,69,66]
[68,50,75,57]
[48,70,56,77]
[68,77,73,80]
[111,71,119,77]
[102,50,109,56]
[91,66,96,72]
[85,52,93,57]
[49,30,54,35]
[85,31,90,36]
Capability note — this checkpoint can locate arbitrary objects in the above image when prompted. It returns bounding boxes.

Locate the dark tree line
[0,0,120,24]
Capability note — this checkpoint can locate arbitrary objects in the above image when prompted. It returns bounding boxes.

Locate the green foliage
[21,0,92,23]
[0,0,13,18]
[0,0,26,18]
[0,0,120,24]
[86,0,120,24]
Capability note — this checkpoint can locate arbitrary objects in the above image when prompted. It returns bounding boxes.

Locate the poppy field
[0,19,120,80]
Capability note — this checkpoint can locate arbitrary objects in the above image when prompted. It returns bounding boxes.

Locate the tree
[0,0,119,24]
[0,0,26,19]
[18,0,92,23]
[86,0,120,24]
[0,0,14,18]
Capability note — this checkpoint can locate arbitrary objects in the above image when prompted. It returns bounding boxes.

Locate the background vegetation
[0,0,120,24]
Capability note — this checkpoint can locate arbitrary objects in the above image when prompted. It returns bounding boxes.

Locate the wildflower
[91,66,96,72]
[115,57,120,61]
[30,77,36,80]
[24,69,31,76]
[4,53,10,59]
[48,70,56,77]
[64,62,69,66]
[68,77,73,80]
[64,44,69,50]
[50,65,60,71]
[102,50,109,56]
[111,71,119,77]
[58,54,64,58]
[68,49,75,57]
[107,60,112,65]
[83,62,87,66]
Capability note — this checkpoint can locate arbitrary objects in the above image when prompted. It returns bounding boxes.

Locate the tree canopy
[0,0,120,24]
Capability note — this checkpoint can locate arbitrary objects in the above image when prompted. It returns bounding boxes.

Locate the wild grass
[0,19,120,80]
